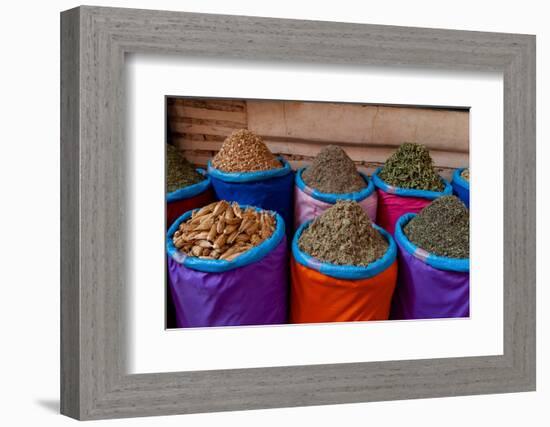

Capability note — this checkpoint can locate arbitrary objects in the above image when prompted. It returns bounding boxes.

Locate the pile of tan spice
[166,144,205,192]
[172,200,276,261]
[404,195,469,258]
[302,145,367,193]
[298,200,388,266]
[211,129,282,172]
[378,143,445,191]
[461,168,470,182]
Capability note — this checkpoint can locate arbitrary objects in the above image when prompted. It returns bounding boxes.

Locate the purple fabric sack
[167,207,288,328]
[390,213,470,320]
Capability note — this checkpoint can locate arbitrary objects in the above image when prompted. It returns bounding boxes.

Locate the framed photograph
[61,6,535,420]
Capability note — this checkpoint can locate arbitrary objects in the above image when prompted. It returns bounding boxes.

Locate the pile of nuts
[172,200,276,261]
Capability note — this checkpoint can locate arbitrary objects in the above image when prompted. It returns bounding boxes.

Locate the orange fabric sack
[290,221,398,324]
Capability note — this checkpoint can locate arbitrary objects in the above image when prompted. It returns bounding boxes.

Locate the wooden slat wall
[167,98,469,180]
[167,98,248,165]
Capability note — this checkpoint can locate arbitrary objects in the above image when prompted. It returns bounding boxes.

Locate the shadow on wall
[35,399,59,414]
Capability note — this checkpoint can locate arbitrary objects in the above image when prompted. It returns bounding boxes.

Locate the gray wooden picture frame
[60,5,536,420]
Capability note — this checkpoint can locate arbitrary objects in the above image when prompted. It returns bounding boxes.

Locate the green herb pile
[404,195,469,258]
[298,200,388,266]
[166,144,204,192]
[378,142,445,191]
[302,145,366,194]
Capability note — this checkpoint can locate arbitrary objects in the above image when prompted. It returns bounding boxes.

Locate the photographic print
[165,97,470,328]
[60,7,535,419]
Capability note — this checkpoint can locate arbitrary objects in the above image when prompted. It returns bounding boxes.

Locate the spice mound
[461,168,470,182]
[211,129,282,173]
[404,195,469,258]
[302,145,366,194]
[172,201,276,261]
[378,142,445,191]
[166,144,205,192]
[298,200,388,266]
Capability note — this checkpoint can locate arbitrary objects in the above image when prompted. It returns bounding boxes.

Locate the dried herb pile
[302,145,366,193]
[461,168,470,182]
[404,195,469,258]
[212,129,281,172]
[166,144,205,192]
[298,200,388,266]
[378,143,445,191]
[172,201,276,261]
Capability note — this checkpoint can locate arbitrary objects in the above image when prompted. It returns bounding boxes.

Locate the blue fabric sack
[451,168,470,208]
[166,168,211,203]
[207,157,294,237]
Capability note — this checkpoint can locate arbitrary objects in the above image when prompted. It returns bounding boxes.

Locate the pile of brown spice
[460,168,470,182]
[172,201,276,261]
[404,195,469,258]
[166,144,204,192]
[211,129,282,172]
[302,145,366,194]
[298,200,388,266]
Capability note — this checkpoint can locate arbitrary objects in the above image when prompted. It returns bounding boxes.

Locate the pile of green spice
[298,200,388,266]
[302,145,366,193]
[378,143,445,191]
[461,168,470,182]
[404,195,469,258]
[166,144,205,192]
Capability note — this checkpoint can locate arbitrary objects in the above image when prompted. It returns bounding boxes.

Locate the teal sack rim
[292,220,396,280]
[295,168,375,203]
[395,213,470,273]
[207,157,292,183]
[166,168,211,203]
[452,167,470,191]
[167,204,286,273]
[372,167,452,200]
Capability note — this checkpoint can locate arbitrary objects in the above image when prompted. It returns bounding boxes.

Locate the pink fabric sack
[372,168,452,235]
[294,168,377,229]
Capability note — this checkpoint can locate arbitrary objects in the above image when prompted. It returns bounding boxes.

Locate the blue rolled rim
[295,167,375,203]
[207,157,291,183]
[166,168,211,203]
[395,213,470,273]
[167,203,286,273]
[292,220,397,280]
[372,167,452,200]
[452,167,470,191]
